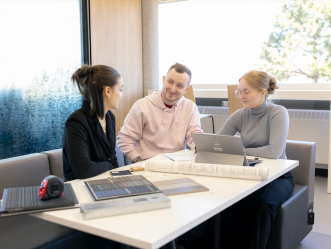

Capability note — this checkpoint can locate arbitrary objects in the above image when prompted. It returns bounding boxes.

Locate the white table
[31,156,298,249]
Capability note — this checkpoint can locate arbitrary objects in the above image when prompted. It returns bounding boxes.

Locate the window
[159,0,331,87]
[0,0,84,159]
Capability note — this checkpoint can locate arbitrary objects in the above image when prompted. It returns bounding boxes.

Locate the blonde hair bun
[239,70,278,99]
[268,75,279,95]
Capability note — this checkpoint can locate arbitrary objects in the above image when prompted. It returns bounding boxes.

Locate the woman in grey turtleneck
[218,71,294,249]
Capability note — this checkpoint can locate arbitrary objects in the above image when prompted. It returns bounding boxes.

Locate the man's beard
[162,89,180,103]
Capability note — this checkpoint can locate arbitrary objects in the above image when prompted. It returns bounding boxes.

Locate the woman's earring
[107,96,110,99]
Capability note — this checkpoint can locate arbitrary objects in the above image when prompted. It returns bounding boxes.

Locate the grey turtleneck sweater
[217,101,289,159]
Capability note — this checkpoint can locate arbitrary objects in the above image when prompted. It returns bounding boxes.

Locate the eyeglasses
[234,89,251,98]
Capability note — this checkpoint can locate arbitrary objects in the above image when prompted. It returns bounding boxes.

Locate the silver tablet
[191,133,261,166]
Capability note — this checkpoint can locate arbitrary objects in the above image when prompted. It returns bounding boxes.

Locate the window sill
[194,89,331,101]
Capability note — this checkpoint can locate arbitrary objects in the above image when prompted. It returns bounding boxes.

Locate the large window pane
[159,0,331,85]
[0,0,83,159]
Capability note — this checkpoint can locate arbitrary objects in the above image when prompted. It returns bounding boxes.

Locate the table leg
[159,240,176,249]
[214,213,221,249]
[170,239,176,249]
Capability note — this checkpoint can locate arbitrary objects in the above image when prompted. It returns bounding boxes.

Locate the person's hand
[132,156,142,164]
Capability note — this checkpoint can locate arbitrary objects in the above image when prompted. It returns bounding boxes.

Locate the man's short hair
[167,63,192,84]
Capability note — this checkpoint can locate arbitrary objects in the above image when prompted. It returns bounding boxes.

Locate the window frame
[80,0,91,65]
[158,1,331,101]
[192,84,331,101]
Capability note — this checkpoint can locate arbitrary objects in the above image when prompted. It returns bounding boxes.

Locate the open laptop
[191,133,262,166]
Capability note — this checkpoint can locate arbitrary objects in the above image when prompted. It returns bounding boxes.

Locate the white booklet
[162,151,196,161]
[145,160,269,181]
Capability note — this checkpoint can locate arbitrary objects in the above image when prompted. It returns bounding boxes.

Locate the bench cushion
[0,153,50,199]
[41,149,64,179]
[267,184,311,249]
[286,140,316,204]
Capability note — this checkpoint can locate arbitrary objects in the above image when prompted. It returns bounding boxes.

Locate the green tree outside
[257,0,331,83]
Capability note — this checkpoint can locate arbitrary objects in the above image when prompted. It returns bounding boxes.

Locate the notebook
[84,175,161,201]
[162,152,196,161]
[0,183,79,216]
[152,178,209,196]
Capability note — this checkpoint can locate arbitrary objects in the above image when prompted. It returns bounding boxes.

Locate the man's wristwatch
[132,156,142,164]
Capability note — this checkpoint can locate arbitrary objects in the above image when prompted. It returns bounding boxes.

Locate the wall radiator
[198,106,330,166]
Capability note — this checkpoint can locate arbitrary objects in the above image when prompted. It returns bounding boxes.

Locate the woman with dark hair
[62,65,123,181]
[217,70,294,249]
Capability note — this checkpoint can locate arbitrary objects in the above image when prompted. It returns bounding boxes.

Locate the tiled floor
[296,176,331,249]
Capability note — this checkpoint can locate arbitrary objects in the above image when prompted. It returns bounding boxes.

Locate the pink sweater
[117,91,203,161]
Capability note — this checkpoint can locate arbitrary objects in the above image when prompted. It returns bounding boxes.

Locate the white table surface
[31,155,298,249]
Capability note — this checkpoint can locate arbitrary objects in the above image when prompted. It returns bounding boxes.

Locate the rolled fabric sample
[145,160,269,181]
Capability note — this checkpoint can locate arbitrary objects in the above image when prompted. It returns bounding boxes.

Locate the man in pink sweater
[117,63,204,163]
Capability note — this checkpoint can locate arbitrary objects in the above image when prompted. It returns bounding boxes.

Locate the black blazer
[62,100,119,180]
